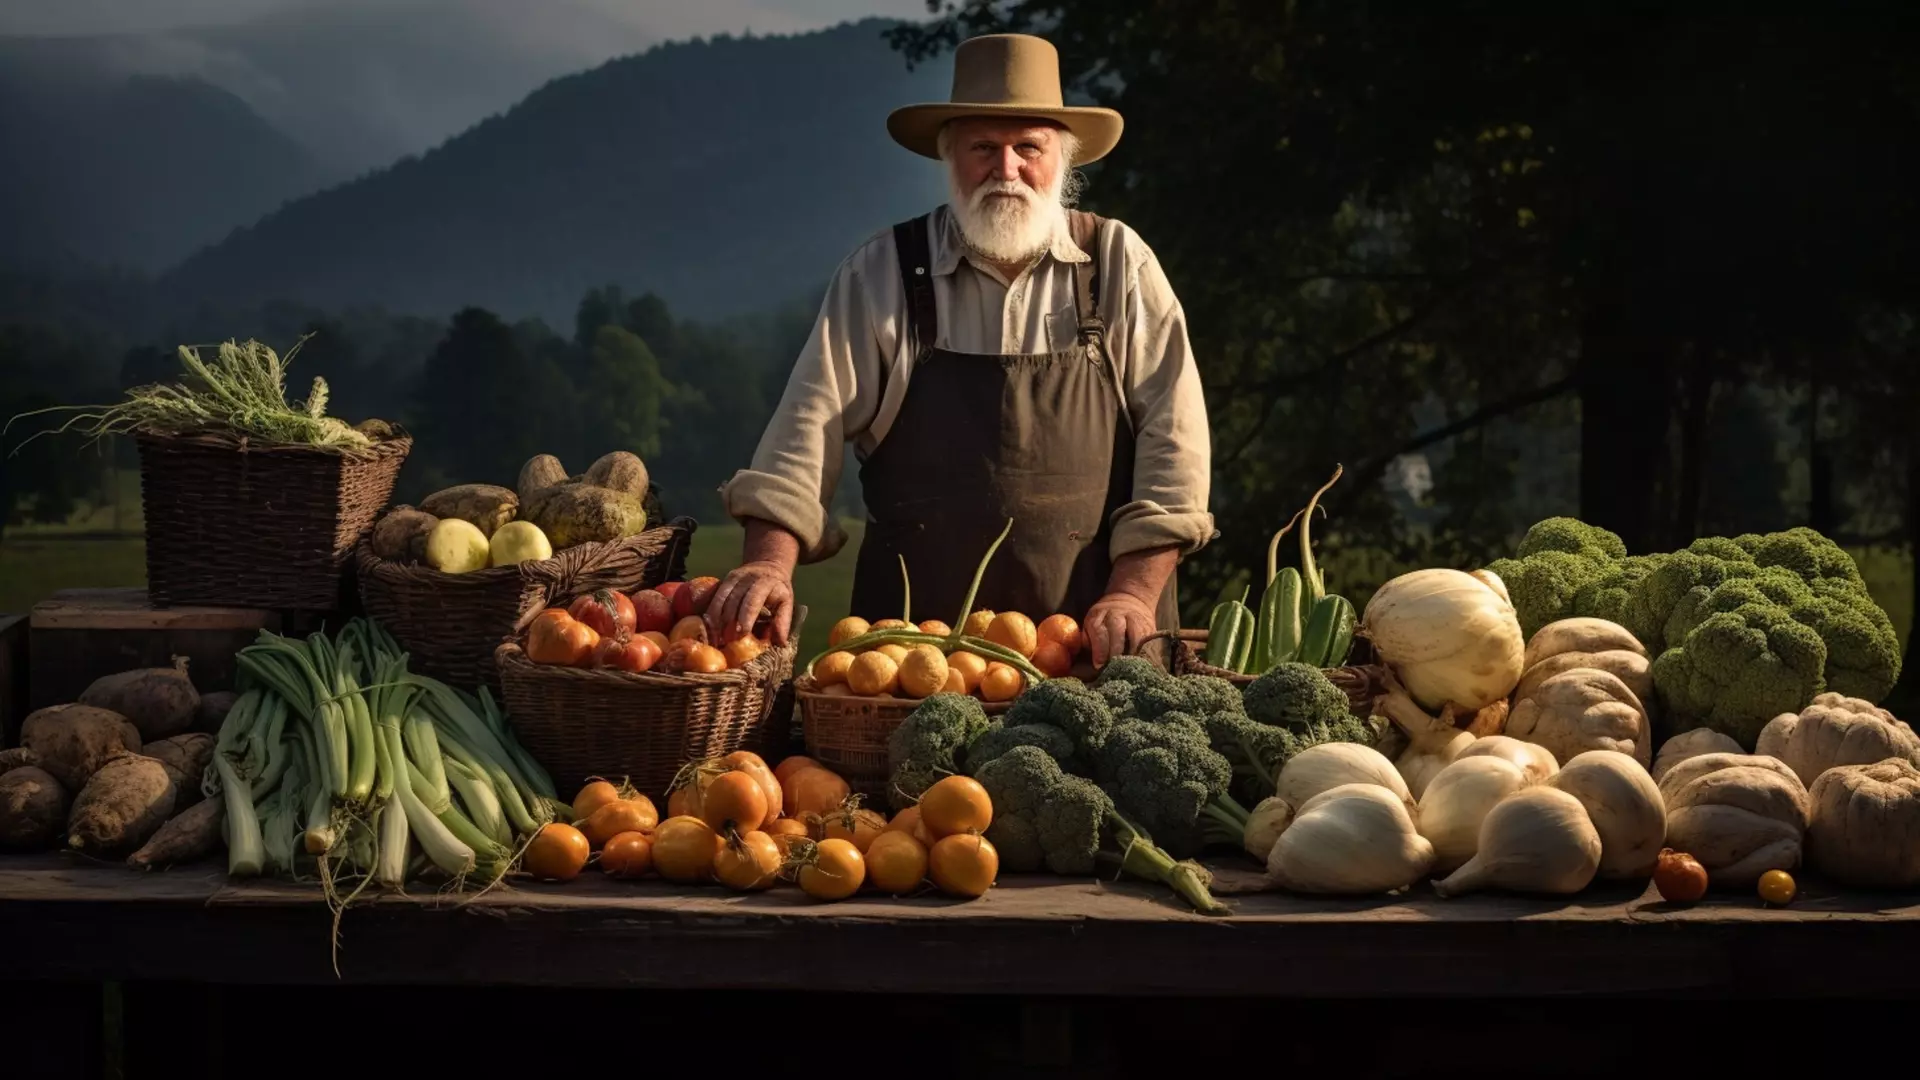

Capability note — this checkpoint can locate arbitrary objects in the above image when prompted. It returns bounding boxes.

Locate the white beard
[948,168,1065,265]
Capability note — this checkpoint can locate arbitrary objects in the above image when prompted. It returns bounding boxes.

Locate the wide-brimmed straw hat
[886,34,1123,165]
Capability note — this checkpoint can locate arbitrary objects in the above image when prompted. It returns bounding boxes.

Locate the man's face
[943,117,1073,265]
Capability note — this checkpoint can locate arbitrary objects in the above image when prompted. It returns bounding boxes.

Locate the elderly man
[707,33,1212,667]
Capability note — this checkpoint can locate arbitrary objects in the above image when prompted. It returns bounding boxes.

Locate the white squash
[1455,735,1559,785]
[1546,750,1666,879]
[1756,693,1920,788]
[1807,758,1920,889]
[1652,728,1743,783]
[1523,617,1648,669]
[1507,668,1652,768]
[1361,568,1526,714]
[1657,751,1809,886]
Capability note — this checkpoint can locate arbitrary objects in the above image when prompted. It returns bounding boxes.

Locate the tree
[580,324,668,461]
[408,307,579,497]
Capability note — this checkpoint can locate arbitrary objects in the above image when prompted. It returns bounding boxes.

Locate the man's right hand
[706,560,796,646]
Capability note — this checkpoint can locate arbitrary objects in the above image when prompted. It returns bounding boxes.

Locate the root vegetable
[1432,786,1602,898]
[1513,649,1654,711]
[425,517,491,573]
[1546,750,1667,879]
[1262,743,1413,848]
[1756,693,1920,788]
[1417,756,1530,874]
[1523,617,1648,669]
[139,735,215,806]
[583,451,651,496]
[1806,758,1920,889]
[520,481,650,549]
[1657,751,1808,886]
[127,795,225,869]
[419,484,518,537]
[193,691,238,736]
[79,657,201,740]
[370,506,440,562]
[516,454,570,501]
[1360,568,1527,714]
[1455,735,1559,785]
[1652,728,1743,783]
[1507,668,1652,768]
[67,751,179,854]
[0,766,70,850]
[22,704,142,789]
[0,747,41,777]
[1266,783,1435,895]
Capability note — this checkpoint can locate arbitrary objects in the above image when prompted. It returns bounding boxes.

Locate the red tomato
[631,589,675,634]
[569,589,636,639]
[594,635,662,673]
[673,576,721,620]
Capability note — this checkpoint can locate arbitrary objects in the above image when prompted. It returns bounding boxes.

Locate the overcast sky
[0,0,933,37]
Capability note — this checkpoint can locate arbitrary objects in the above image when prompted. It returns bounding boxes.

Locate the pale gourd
[1545,750,1666,880]
[1756,693,1920,788]
[1512,650,1654,713]
[1431,785,1602,898]
[1417,755,1528,874]
[1657,751,1809,886]
[1522,617,1648,670]
[1806,758,1920,889]
[1266,783,1435,895]
[1455,735,1560,786]
[424,517,491,574]
[1651,728,1743,783]
[1507,668,1652,768]
[1247,743,1411,861]
[1361,568,1527,714]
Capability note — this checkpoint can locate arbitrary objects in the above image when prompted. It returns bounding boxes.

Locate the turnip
[0,766,69,850]
[22,704,141,789]
[67,751,179,854]
[79,657,201,740]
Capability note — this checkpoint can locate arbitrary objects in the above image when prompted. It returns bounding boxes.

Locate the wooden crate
[28,588,281,710]
[0,613,26,748]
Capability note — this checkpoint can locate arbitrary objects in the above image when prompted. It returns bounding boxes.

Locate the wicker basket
[494,607,806,802]
[356,516,695,690]
[796,678,1013,798]
[1138,629,1384,716]
[136,430,411,611]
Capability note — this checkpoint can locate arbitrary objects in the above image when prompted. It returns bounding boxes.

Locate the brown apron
[848,210,1180,633]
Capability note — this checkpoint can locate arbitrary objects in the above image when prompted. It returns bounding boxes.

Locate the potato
[517,454,570,501]
[194,691,238,736]
[79,657,201,740]
[67,751,179,854]
[371,506,440,562]
[584,451,651,496]
[520,481,650,549]
[425,517,491,573]
[0,766,69,851]
[128,795,225,870]
[140,734,215,806]
[0,747,40,777]
[419,484,518,537]
[1523,617,1647,669]
[22,704,142,790]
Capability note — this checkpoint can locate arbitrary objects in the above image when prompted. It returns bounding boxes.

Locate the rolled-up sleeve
[720,247,885,564]
[1109,232,1215,561]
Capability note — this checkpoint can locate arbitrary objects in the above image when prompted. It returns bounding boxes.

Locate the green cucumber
[1256,567,1304,672]
[1297,594,1343,668]
[1205,589,1255,672]
[1319,595,1357,667]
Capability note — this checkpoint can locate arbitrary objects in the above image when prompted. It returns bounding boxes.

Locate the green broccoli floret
[1685,536,1755,563]
[1242,662,1353,728]
[884,693,991,810]
[1651,602,1828,747]
[1175,675,1246,716]
[1622,549,1762,649]
[1094,656,1174,691]
[1572,553,1668,630]
[1738,527,1866,590]
[1662,567,1812,647]
[1515,517,1628,562]
[964,720,1077,773]
[1002,677,1114,753]
[970,746,1226,913]
[1486,550,1613,638]
[1095,679,1139,718]
[1090,716,1245,857]
[1789,581,1903,703]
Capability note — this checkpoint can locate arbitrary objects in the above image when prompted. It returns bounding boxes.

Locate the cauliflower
[1651,603,1828,748]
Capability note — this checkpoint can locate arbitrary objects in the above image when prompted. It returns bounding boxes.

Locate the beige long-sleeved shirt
[720,203,1214,565]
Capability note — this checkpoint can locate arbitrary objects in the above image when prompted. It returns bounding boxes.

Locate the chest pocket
[1044,300,1081,352]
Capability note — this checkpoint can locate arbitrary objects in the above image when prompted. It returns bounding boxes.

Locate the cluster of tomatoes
[809,610,1088,703]
[523,576,769,676]
[521,752,1001,902]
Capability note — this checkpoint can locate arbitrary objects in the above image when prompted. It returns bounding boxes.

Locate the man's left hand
[1083,591,1158,669]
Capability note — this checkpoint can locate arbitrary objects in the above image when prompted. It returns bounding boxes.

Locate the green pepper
[1205,588,1256,673]
[1297,593,1355,668]
[1252,567,1304,673]
[1320,595,1357,667]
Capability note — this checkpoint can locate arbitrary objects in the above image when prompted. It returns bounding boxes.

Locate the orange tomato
[816,802,887,853]
[887,804,937,848]
[941,668,967,694]
[1037,614,1087,656]
[846,651,900,696]
[723,635,767,669]
[979,662,1023,702]
[962,610,996,638]
[670,616,709,644]
[919,775,993,838]
[713,831,783,891]
[572,778,626,822]
[828,617,871,647]
[1031,640,1073,678]
[526,608,600,666]
[795,837,866,901]
[864,830,929,894]
[947,651,989,693]
[774,755,822,784]
[986,612,1038,658]
[639,630,671,654]
[581,797,659,848]
[897,644,950,699]
[568,588,638,639]
[870,619,911,632]
[700,769,770,834]
[875,643,911,666]
[929,833,998,898]
[822,683,853,698]
[723,751,783,820]
[651,815,722,883]
[599,831,653,879]
[765,816,811,855]
[594,634,661,673]
[523,822,591,882]
[811,651,855,686]
[784,766,851,819]
[917,620,953,638]
[682,643,728,674]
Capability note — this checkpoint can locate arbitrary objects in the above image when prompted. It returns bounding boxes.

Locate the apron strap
[892,213,938,359]
[1066,210,1108,343]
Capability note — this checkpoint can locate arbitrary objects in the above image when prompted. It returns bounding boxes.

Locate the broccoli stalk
[1103,811,1229,916]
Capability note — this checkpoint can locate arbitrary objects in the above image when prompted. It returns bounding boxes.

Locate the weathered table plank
[4,854,1919,995]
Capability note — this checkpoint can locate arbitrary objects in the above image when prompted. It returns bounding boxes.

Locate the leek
[214,753,264,877]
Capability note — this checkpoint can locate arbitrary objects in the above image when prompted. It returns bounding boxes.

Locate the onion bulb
[1361,568,1526,714]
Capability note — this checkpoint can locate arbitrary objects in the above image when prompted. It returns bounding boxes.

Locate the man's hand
[1084,591,1158,669]
[706,518,802,646]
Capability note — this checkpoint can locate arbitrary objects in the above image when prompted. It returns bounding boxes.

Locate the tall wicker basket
[356,517,695,691]
[494,607,806,802]
[136,430,411,611]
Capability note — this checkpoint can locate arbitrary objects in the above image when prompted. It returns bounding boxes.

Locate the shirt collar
[930,202,1090,278]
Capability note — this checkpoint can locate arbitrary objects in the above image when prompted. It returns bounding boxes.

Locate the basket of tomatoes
[793,608,1087,798]
[493,579,807,801]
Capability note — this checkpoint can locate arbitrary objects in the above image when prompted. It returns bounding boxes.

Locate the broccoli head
[1737,527,1867,590]
[1572,553,1668,630]
[1094,678,1139,718]
[1651,602,1828,747]
[1093,656,1175,692]
[1003,677,1114,753]
[1789,581,1903,703]
[963,720,1077,774]
[1515,517,1629,563]
[1661,567,1812,647]
[1486,550,1613,639]
[1242,662,1353,728]
[884,693,991,810]
[1621,549,1762,650]
[1090,716,1241,857]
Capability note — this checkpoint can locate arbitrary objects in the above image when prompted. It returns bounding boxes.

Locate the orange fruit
[847,651,901,696]
[812,650,855,686]
[829,616,871,647]
[670,615,708,643]
[875,643,911,666]
[979,662,1023,702]
[722,635,766,669]
[962,610,995,638]
[917,620,953,637]
[1032,640,1073,678]
[682,642,728,674]
[639,631,670,653]
[897,644,950,699]
[941,668,967,694]
[1037,614,1086,656]
[871,619,911,632]
[986,612,1039,658]
[947,650,989,692]
[822,683,853,698]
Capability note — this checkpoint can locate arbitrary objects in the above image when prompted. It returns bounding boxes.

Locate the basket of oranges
[494,579,806,800]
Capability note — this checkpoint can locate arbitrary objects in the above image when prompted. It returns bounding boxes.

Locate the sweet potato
[419,484,518,537]
[127,795,225,870]
[371,506,440,562]
[194,691,237,736]
[67,751,179,854]
[140,734,214,805]
[79,657,201,740]
[0,747,40,777]
[0,766,68,850]
[521,481,649,549]
[517,454,570,501]
[584,451,651,497]
[22,704,141,789]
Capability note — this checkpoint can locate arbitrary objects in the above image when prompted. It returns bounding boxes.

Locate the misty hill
[161,18,953,322]
[0,69,328,274]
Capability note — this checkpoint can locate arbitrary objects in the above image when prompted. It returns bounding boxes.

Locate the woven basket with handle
[356,516,695,691]
[1136,628,1384,717]
[795,677,1013,799]
[494,606,806,803]
[136,430,411,611]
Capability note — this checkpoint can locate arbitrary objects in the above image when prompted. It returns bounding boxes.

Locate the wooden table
[6,854,1920,996]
